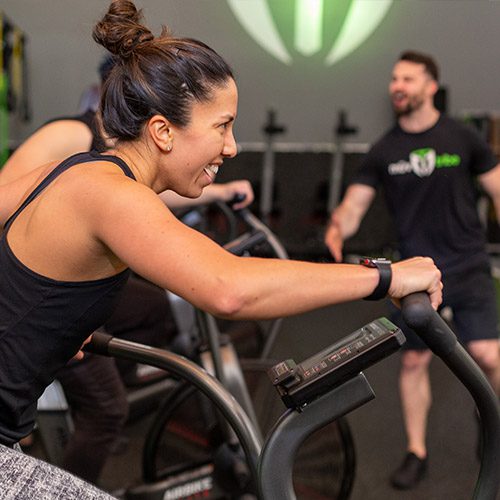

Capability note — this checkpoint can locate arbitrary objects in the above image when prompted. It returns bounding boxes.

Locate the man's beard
[392,94,425,117]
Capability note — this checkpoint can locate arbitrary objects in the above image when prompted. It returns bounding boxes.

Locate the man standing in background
[325,50,500,490]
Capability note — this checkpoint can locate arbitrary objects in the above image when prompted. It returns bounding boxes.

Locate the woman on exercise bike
[0,0,442,454]
[0,52,255,484]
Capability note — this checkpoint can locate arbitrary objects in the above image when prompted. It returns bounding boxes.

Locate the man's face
[389,60,437,116]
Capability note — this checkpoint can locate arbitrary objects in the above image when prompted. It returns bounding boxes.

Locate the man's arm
[478,163,500,221]
[325,184,376,262]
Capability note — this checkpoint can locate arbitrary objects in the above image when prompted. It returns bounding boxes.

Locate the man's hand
[323,184,376,261]
[324,215,344,262]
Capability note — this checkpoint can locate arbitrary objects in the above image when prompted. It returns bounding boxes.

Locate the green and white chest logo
[410,149,436,177]
[226,0,394,66]
[388,148,462,178]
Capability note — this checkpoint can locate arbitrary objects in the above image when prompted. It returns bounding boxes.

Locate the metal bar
[88,335,262,487]
[327,136,345,212]
[258,373,375,500]
[260,137,276,223]
[236,141,370,154]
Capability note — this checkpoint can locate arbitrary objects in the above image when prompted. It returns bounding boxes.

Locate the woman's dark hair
[93,0,234,141]
[98,54,116,84]
[399,50,439,82]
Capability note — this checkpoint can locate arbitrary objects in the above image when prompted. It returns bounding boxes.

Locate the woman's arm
[89,177,442,320]
[0,120,93,186]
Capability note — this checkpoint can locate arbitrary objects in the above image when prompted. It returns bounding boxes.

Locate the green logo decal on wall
[226,0,393,66]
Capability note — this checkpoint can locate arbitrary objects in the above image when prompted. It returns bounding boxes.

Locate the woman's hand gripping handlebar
[389,257,443,310]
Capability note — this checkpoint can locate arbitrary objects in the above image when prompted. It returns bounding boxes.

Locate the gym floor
[95,299,490,500]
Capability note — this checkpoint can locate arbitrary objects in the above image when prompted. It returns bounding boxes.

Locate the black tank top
[0,151,136,445]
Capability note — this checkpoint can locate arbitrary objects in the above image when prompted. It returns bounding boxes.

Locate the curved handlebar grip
[400,292,458,357]
[228,193,247,210]
[402,294,500,499]
[83,331,113,356]
[224,230,267,256]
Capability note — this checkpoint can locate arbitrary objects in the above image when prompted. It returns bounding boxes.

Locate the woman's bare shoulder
[63,159,167,217]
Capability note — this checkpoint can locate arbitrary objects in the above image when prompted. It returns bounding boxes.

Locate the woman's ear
[147,115,174,152]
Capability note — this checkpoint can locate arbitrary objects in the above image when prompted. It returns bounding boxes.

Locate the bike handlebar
[234,206,289,260]
[401,293,458,356]
[401,293,500,500]
[224,230,268,256]
[213,196,289,260]
[84,332,262,485]
[227,193,247,209]
[84,330,113,355]
[85,292,499,498]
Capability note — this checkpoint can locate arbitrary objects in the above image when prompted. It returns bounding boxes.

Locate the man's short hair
[398,51,439,82]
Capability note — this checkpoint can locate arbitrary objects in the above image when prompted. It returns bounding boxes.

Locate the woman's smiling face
[167,78,238,198]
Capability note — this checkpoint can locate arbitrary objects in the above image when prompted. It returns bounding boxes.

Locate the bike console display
[269,318,405,409]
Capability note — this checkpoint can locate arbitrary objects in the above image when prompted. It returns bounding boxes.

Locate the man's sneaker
[390,452,427,490]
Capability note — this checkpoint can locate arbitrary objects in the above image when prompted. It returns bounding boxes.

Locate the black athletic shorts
[390,262,499,350]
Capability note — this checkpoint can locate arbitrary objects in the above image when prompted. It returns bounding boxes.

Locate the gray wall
[3,0,500,146]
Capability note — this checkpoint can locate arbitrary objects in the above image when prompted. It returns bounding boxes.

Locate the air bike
[84,290,500,500]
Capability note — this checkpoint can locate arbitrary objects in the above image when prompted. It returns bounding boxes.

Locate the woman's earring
[167,144,172,152]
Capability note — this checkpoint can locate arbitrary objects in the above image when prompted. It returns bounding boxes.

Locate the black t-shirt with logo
[352,114,497,274]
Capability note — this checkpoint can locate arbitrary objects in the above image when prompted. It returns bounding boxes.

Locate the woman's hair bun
[93,0,154,59]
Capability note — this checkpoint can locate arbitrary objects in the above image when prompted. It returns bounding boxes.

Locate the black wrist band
[360,257,392,301]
